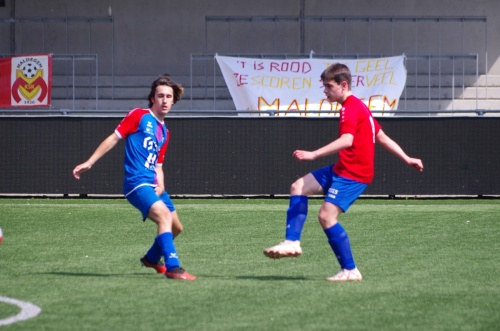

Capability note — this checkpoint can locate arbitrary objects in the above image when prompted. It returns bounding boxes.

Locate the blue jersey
[115,108,170,196]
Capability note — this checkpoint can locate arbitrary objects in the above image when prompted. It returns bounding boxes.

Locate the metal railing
[0,15,115,98]
[195,15,490,114]
[205,16,487,55]
[52,54,99,110]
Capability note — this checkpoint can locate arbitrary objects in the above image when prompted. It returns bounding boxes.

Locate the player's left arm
[376,129,424,172]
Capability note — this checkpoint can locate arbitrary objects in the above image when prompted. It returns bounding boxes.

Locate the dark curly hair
[147,74,184,108]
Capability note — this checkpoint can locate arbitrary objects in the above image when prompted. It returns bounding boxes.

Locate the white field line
[0,296,42,326]
[0,203,498,209]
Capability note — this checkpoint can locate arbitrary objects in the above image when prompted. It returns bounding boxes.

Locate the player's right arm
[73,133,120,179]
[293,133,353,161]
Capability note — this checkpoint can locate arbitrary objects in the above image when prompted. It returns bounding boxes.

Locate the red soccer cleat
[140,256,167,274]
[165,267,197,281]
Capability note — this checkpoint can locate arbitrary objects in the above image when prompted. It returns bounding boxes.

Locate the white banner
[215,55,406,116]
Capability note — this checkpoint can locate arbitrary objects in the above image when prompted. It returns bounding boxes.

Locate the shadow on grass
[41,272,150,278]
[235,275,316,281]
[42,272,320,281]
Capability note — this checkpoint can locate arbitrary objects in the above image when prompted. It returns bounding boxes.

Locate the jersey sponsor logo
[144,121,154,135]
[143,137,159,170]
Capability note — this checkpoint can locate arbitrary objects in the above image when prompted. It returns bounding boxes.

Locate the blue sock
[285,195,308,241]
[155,232,180,270]
[145,241,162,264]
[324,223,356,270]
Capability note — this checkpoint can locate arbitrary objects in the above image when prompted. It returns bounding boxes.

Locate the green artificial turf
[0,198,499,330]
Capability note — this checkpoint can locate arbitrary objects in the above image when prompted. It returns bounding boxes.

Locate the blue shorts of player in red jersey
[311,165,368,212]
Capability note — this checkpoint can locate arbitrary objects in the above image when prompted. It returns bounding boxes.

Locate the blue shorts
[311,165,368,212]
[126,185,175,221]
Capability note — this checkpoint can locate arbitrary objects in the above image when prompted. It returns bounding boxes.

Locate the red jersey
[333,95,381,184]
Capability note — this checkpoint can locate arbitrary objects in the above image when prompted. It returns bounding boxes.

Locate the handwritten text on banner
[215,55,406,116]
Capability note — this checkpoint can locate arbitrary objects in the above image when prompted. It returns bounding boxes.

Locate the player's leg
[135,189,170,271]
[147,200,173,234]
[148,194,183,267]
[158,191,183,238]
[127,186,195,280]
[263,170,325,259]
[322,203,362,282]
[320,175,367,282]
[126,186,167,273]
[147,201,196,281]
[139,200,170,273]
[286,172,324,240]
[171,210,183,238]
[142,211,182,270]
[143,192,182,262]
[320,202,356,269]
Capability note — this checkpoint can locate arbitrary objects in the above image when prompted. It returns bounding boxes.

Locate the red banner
[0,54,52,108]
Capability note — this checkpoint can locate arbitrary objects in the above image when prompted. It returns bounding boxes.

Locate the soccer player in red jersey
[264,63,423,282]
[73,75,196,281]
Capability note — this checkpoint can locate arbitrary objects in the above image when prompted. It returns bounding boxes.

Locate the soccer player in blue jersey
[73,75,196,281]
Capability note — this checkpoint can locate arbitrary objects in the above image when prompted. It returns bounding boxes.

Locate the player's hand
[407,158,424,172]
[293,150,316,161]
[73,162,92,179]
[154,185,164,196]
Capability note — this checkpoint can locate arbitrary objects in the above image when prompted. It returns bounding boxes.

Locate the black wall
[1,116,498,196]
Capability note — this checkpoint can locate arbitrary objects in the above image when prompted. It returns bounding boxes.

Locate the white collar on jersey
[148,109,165,124]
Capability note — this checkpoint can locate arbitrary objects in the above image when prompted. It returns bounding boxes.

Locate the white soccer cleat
[263,240,302,259]
[327,268,363,282]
